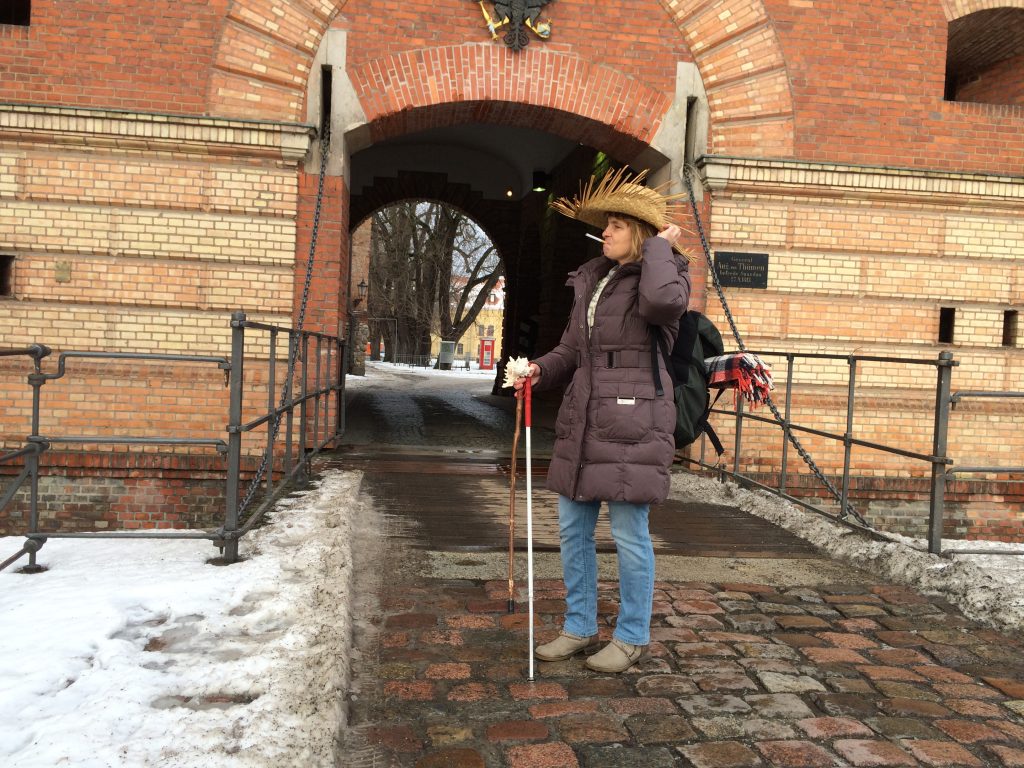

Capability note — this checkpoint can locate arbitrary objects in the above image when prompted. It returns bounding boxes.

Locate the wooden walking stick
[500,357,536,675]
[507,393,523,614]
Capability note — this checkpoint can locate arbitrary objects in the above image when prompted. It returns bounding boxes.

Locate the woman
[514,168,691,673]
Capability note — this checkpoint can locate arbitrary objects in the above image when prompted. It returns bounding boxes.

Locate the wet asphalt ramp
[327,447,817,559]
[333,366,863,585]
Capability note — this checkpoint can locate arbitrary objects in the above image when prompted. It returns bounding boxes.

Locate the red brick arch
[942,0,1024,20]
[207,0,795,156]
[657,0,795,155]
[348,48,672,160]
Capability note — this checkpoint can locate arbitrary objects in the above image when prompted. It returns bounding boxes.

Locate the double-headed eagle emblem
[475,1,553,52]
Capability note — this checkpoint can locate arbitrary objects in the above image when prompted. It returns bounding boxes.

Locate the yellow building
[430,277,504,368]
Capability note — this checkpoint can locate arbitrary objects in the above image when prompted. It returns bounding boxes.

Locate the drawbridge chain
[682,165,868,527]
[234,125,332,523]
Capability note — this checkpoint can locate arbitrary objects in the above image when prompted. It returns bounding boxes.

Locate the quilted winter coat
[533,237,691,504]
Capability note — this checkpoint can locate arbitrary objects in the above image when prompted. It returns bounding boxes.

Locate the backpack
[651,311,726,455]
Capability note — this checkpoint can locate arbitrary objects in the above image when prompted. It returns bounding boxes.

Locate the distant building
[431,277,505,368]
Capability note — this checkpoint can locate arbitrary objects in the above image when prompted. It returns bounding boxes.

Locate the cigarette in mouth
[585,233,603,243]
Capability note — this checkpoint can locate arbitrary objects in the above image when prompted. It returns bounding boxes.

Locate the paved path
[335,368,1024,766]
[334,454,1024,768]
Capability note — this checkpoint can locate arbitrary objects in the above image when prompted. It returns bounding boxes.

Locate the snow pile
[0,470,362,768]
[671,471,1024,634]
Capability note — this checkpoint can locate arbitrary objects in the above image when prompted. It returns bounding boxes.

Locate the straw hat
[550,167,690,236]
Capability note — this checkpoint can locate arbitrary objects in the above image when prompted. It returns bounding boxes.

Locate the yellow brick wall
[1,152,298,216]
[0,110,309,456]
[0,202,295,264]
[12,255,292,314]
[699,159,1024,481]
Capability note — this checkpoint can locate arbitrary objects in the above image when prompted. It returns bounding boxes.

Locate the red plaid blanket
[705,353,774,407]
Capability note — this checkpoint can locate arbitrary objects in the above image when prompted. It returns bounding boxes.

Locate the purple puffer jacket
[532,237,691,504]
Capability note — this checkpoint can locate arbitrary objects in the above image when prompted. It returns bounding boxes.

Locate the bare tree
[368,201,502,364]
[438,217,501,344]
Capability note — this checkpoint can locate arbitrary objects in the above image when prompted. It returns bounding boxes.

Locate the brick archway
[207,0,794,156]
[657,0,795,155]
[348,171,522,275]
[942,0,1024,20]
[348,57,672,164]
[348,171,515,239]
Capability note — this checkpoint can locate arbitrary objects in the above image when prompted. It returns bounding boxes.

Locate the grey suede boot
[534,631,600,661]
[584,638,644,672]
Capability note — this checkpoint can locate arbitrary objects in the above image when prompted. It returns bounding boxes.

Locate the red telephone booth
[478,339,495,370]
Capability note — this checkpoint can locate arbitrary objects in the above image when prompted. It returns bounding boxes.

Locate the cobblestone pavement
[337,370,1024,766]
[342,549,1024,767]
[337,370,1024,765]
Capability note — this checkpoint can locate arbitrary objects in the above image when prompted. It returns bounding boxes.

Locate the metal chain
[683,165,868,526]
[236,125,331,520]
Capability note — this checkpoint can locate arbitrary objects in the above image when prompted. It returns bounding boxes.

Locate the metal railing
[685,349,973,554]
[0,311,345,571]
[390,354,435,368]
[937,389,1024,556]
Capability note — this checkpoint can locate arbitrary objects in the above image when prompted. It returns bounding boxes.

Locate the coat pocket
[554,382,577,438]
[592,381,656,443]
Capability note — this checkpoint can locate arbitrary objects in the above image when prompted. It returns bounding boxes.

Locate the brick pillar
[683,195,710,315]
[295,172,348,337]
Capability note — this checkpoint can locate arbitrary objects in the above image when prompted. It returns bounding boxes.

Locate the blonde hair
[608,214,657,263]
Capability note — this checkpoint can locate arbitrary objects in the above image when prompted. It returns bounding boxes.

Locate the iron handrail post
[732,396,744,476]
[298,332,309,486]
[22,353,48,572]
[266,329,277,499]
[223,311,246,564]
[324,338,333,447]
[313,335,322,453]
[841,357,857,518]
[780,354,794,495]
[285,329,296,477]
[323,339,331,448]
[928,351,955,555]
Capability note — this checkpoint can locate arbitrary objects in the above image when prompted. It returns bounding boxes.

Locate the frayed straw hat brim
[550,167,690,236]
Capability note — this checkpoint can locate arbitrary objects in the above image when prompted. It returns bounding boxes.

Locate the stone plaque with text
[714,251,769,289]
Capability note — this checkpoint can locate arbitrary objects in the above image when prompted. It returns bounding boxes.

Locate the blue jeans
[557,495,655,646]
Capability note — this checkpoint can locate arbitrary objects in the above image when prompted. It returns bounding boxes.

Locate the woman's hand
[512,362,541,397]
[657,224,682,246]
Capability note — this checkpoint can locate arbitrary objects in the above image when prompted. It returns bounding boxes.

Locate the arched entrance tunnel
[330,101,807,560]
[343,101,710,393]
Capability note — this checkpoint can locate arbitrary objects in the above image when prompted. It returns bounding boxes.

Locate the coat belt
[579,349,646,368]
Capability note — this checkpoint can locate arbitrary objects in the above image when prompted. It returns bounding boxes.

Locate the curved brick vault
[942,0,1024,20]
[350,77,668,169]
[348,171,524,268]
[207,0,795,157]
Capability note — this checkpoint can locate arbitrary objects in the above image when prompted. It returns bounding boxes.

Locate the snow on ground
[349,358,498,382]
[671,472,1024,635]
[0,471,363,768]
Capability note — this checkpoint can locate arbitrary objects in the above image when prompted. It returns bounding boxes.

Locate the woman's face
[601,215,634,264]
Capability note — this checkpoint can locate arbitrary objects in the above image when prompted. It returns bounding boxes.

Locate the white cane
[501,358,537,680]
[524,377,535,681]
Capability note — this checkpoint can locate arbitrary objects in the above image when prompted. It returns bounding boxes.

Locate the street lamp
[354,279,367,307]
